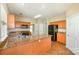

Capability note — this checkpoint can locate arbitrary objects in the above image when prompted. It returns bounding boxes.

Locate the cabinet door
[57,33,66,44]
[8,15,15,29]
[66,13,79,52]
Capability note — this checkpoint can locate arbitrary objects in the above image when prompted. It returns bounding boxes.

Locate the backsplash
[58,28,66,33]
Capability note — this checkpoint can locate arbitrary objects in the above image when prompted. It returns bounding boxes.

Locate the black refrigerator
[48,25,58,41]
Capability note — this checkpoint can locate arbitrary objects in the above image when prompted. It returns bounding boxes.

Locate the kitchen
[0,3,79,55]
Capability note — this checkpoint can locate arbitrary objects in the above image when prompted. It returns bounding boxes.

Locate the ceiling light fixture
[34,14,42,19]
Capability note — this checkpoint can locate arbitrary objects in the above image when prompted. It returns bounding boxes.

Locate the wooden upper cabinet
[15,21,31,28]
[8,14,15,29]
[49,20,66,28]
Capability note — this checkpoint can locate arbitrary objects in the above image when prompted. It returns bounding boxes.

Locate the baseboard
[71,49,79,55]
[57,41,66,45]
[0,35,8,49]
[66,46,79,55]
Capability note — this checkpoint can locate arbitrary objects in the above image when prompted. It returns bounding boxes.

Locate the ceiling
[7,3,72,19]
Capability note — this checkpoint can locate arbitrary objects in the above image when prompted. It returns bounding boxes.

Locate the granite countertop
[5,35,50,49]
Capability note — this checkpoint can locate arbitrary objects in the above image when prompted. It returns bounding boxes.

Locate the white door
[66,13,79,54]
[33,24,39,36]
[39,23,44,35]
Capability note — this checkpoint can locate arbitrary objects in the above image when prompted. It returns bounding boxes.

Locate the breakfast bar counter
[0,35,51,55]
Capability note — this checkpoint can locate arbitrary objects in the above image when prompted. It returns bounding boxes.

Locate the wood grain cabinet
[57,33,66,44]
[8,14,15,29]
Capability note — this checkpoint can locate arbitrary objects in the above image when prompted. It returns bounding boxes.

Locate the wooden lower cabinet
[0,36,51,55]
[57,33,66,44]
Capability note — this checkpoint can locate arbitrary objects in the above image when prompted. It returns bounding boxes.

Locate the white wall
[48,15,66,22]
[0,4,8,42]
[0,4,1,40]
[16,16,33,22]
[66,4,79,54]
